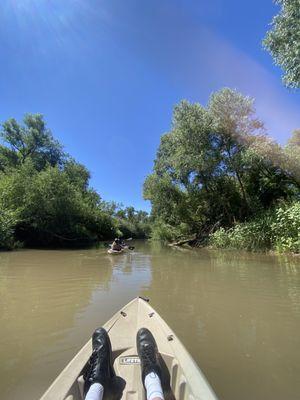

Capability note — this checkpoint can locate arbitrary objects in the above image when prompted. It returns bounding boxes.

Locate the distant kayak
[107,244,134,254]
[107,248,124,255]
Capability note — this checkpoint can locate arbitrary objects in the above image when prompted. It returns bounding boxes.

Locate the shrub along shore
[209,202,300,253]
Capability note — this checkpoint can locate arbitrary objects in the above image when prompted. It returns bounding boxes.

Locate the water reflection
[0,248,151,400]
[142,245,300,400]
[1,243,300,400]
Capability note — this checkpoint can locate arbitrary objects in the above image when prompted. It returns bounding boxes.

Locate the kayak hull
[39,297,218,400]
[107,248,124,255]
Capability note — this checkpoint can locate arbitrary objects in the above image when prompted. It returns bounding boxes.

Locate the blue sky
[0,0,299,211]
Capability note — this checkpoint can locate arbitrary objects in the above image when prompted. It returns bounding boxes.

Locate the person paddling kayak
[111,238,123,251]
[110,238,134,252]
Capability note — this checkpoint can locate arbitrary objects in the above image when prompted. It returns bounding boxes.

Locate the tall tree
[0,114,65,171]
[263,0,300,88]
[144,88,300,241]
[208,88,264,213]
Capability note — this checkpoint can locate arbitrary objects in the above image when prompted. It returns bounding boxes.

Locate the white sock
[145,372,164,400]
[85,382,104,400]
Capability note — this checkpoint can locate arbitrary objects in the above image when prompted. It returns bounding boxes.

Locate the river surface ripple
[1,241,300,400]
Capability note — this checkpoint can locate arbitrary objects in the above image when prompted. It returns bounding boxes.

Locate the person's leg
[85,383,104,400]
[136,328,164,400]
[144,372,164,400]
[84,327,114,399]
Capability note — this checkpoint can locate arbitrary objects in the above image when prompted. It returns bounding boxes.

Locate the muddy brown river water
[1,241,300,399]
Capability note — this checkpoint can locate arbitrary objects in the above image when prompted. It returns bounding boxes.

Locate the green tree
[208,88,264,214]
[0,114,64,171]
[0,173,21,249]
[0,113,150,248]
[0,114,123,248]
[284,129,300,184]
[0,208,18,249]
[64,159,91,191]
[0,163,118,247]
[113,205,151,239]
[144,89,263,237]
[263,0,300,88]
[144,88,300,241]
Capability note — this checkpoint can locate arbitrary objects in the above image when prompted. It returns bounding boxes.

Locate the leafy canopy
[144,88,300,241]
[263,0,300,88]
[0,114,65,171]
[0,114,149,248]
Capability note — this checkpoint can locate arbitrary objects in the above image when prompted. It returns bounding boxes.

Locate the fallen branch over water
[168,235,197,247]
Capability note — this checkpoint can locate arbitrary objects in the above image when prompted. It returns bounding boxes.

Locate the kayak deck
[40,297,218,400]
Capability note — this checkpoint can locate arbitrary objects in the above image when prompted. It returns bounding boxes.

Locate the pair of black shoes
[84,327,161,396]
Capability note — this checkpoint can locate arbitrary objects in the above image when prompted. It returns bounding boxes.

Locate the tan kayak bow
[40,297,218,400]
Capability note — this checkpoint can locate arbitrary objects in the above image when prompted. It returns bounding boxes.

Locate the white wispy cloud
[197,27,300,143]
[115,1,300,143]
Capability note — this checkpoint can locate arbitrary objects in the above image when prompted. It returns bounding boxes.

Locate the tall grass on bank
[209,202,300,253]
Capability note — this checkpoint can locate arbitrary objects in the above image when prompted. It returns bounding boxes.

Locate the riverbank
[165,202,300,255]
[209,202,300,254]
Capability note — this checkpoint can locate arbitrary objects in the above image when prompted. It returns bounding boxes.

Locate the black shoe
[84,327,114,395]
[136,327,162,385]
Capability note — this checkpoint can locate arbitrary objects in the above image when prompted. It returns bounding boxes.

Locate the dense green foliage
[115,207,151,239]
[210,202,300,253]
[102,203,151,239]
[209,213,274,251]
[144,88,300,252]
[0,114,149,249]
[263,0,300,88]
[272,202,300,252]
